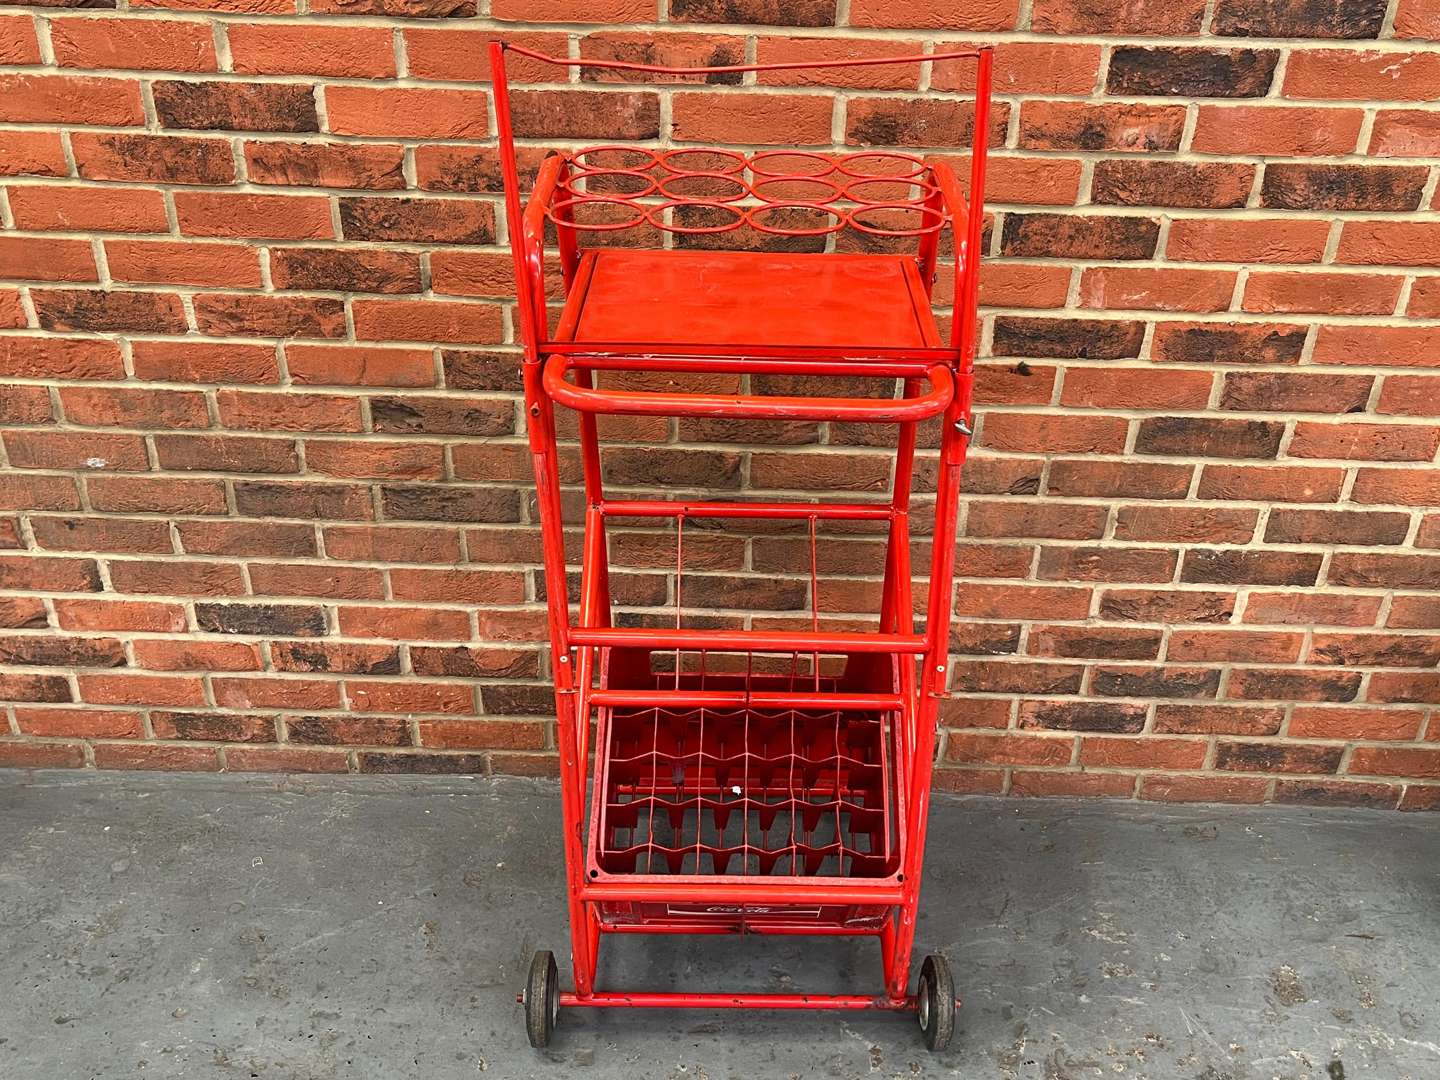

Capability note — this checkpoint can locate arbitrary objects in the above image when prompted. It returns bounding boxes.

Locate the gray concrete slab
[1,770,1436,1080]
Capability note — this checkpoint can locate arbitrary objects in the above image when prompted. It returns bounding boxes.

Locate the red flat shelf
[559,249,943,351]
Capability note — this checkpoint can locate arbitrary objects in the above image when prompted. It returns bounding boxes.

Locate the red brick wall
[1,0,1437,811]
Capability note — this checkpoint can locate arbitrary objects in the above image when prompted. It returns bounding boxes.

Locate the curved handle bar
[501,42,987,78]
[543,355,954,423]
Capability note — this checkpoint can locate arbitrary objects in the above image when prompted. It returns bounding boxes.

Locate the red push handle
[543,354,954,423]
[500,42,987,79]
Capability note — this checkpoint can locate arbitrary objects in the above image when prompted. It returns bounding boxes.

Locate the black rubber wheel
[524,949,560,1049]
[917,953,955,1052]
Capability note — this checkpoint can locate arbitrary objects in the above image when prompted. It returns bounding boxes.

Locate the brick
[178,520,316,558]
[270,248,420,294]
[1212,0,1387,38]
[109,559,246,597]
[974,263,1071,309]
[0,336,123,380]
[1032,0,1204,33]
[1310,632,1440,668]
[0,673,71,703]
[234,480,372,520]
[336,605,470,641]
[1192,104,1363,156]
[670,0,836,23]
[0,236,97,282]
[133,639,262,672]
[325,86,487,139]
[372,396,511,437]
[357,751,489,775]
[51,16,216,71]
[195,602,327,637]
[672,93,829,146]
[1182,549,1322,586]
[1351,468,1440,507]
[286,345,433,387]
[1330,553,1440,590]
[1048,460,1194,500]
[32,289,186,334]
[1215,742,1343,775]
[214,676,340,710]
[980,413,1127,454]
[1266,509,1410,546]
[390,567,524,604]
[227,747,349,774]
[1107,47,1278,98]
[65,599,180,633]
[1199,464,1344,503]
[0,16,39,64]
[348,679,474,715]
[1242,592,1381,626]
[1228,667,1362,702]
[1092,160,1255,210]
[133,341,279,385]
[1142,774,1269,803]
[1081,736,1207,770]
[1019,700,1147,733]
[849,0,1015,27]
[1313,325,1440,367]
[1151,321,1306,365]
[153,712,275,743]
[4,430,148,471]
[193,294,346,339]
[0,74,144,125]
[381,484,518,524]
[1166,629,1303,663]
[217,390,362,433]
[79,672,206,707]
[1369,110,1440,158]
[352,299,503,345]
[1037,546,1176,583]
[71,132,235,186]
[1276,780,1400,810]
[1,386,52,425]
[1220,370,1373,412]
[846,98,1004,149]
[1246,271,1403,317]
[1333,411,1440,459]
[245,141,405,189]
[1395,0,1440,38]
[964,500,1107,539]
[1001,213,1158,261]
[312,0,472,13]
[93,744,220,771]
[0,633,123,667]
[273,641,400,675]
[32,515,172,554]
[1166,218,1331,264]
[228,23,395,77]
[249,562,384,599]
[175,192,333,240]
[992,317,1146,359]
[105,241,264,289]
[339,197,494,245]
[1078,268,1236,315]
[154,80,317,132]
[287,715,410,746]
[1336,222,1440,268]
[15,705,140,743]
[1154,704,1283,736]
[1018,101,1185,153]
[1410,279,1440,318]
[578,31,747,85]
[947,732,1072,767]
[154,433,297,473]
[1114,506,1257,544]
[1262,163,1428,212]
[1092,665,1220,699]
[1348,747,1440,779]
[1389,596,1440,630]
[1099,588,1236,624]
[0,130,68,177]
[1285,49,1440,102]
[1368,672,1440,704]
[1028,626,1162,661]
[325,526,463,565]
[88,476,228,515]
[304,440,444,480]
[1135,417,1282,459]
[406,29,565,83]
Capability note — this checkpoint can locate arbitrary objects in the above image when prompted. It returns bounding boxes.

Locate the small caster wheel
[524,949,560,1048]
[917,953,955,1052]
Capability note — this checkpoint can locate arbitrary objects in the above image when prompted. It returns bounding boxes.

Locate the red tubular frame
[493,40,993,1017]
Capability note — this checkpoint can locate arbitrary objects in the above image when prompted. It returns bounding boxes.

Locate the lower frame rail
[557,991,917,1011]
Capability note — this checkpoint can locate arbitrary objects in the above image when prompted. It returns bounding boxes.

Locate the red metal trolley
[492,41,992,1051]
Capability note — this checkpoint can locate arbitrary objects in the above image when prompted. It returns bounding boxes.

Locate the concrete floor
[1,773,1436,1080]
